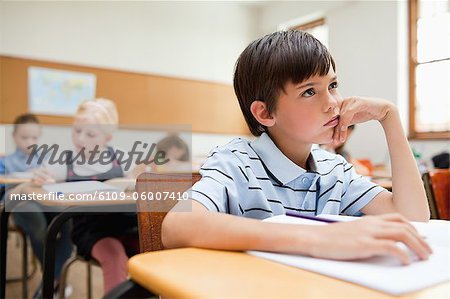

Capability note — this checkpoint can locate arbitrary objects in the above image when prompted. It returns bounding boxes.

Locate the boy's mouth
[324,115,340,127]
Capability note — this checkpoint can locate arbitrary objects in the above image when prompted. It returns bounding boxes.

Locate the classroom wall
[327,1,399,164]
[0,1,256,84]
[257,0,349,35]
[0,124,249,161]
[0,55,249,134]
[258,0,449,165]
[0,126,5,154]
[1,1,447,163]
[0,1,256,156]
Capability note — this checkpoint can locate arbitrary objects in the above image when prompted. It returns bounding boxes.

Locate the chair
[1,187,38,299]
[423,172,438,219]
[423,169,450,220]
[6,222,38,299]
[104,172,201,298]
[57,253,99,299]
[136,172,201,252]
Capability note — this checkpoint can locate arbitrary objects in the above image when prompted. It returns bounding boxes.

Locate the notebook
[247,215,450,295]
[43,181,122,194]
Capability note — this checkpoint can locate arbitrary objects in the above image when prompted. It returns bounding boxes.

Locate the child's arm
[335,97,430,221]
[32,167,56,185]
[162,200,431,264]
[32,162,66,185]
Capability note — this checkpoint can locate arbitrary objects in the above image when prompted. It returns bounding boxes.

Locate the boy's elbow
[162,200,211,249]
[420,210,431,222]
[161,211,188,249]
[423,209,431,221]
[417,204,431,222]
[408,210,431,222]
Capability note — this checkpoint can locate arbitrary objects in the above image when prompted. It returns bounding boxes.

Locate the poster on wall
[28,66,96,116]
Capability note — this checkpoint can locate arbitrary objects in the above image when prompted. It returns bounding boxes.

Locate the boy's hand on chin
[333,97,396,144]
[32,168,55,186]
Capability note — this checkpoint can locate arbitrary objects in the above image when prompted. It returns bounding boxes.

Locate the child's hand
[334,97,396,144]
[32,167,56,186]
[307,213,432,265]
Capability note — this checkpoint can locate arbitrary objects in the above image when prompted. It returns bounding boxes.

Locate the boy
[0,114,42,195]
[162,31,431,264]
[321,124,372,175]
[0,114,72,298]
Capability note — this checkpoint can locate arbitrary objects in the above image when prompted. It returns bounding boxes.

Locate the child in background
[162,30,431,265]
[156,134,190,162]
[0,114,42,195]
[33,98,139,294]
[321,124,372,175]
[133,133,191,176]
[0,114,73,298]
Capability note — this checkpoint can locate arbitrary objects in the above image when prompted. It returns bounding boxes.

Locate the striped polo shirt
[191,133,386,219]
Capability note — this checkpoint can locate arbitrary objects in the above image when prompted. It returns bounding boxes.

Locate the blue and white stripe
[191,133,386,219]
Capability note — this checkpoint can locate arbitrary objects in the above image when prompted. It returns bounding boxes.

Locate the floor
[5,230,104,299]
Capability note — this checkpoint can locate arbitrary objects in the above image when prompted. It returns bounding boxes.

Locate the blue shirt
[190,133,386,219]
[0,148,42,174]
[0,148,43,190]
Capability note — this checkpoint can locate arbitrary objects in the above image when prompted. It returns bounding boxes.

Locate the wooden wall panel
[0,56,249,134]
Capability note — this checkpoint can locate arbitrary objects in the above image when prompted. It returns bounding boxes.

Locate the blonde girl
[34,98,139,294]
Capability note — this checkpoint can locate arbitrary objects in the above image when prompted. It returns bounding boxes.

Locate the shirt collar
[251,133,316,185]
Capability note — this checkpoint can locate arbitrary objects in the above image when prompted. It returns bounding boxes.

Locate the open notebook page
[247,215,450,295]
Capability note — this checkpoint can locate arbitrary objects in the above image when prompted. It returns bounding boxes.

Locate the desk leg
[42,211,75,299]
[0,205,9,299]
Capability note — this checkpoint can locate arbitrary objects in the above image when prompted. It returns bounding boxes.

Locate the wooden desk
[128,248,450,299]
[0,182,137,299]
[0,175,32,184]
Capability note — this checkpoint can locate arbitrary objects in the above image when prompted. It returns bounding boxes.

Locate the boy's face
[72,115,111,153]
[13,123,42,155]
[268,67,342,146]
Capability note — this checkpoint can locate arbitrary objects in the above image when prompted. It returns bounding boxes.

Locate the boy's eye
[329,82,338,89]
[302,88,316,97]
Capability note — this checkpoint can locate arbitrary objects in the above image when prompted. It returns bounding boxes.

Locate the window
[409,0,450,139]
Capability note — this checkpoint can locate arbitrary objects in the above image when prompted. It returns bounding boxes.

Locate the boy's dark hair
[13,113,39,133]
[156,134,190,162]
[233,30,336,136]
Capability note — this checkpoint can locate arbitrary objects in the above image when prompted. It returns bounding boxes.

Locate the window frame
[408,0,450,140]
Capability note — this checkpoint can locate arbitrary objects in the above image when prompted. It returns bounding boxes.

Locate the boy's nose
[324,94,340,113]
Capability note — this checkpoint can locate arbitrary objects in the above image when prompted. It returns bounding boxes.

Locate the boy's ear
[250,101,275,127]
